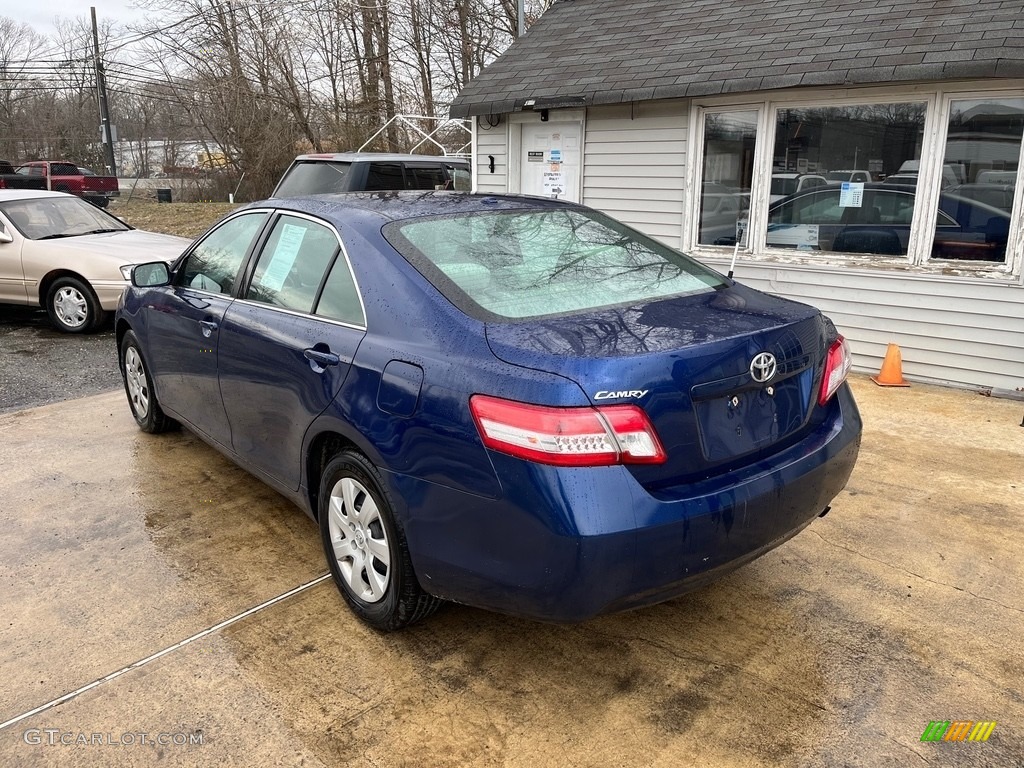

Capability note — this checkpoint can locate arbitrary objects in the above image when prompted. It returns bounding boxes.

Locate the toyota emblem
[750,352,777,383]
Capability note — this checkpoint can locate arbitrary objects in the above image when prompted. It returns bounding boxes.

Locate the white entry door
[520,122,582,203]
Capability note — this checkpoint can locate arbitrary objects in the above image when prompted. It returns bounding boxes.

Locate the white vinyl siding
[703,258,1024,393]
[583,101,688,248]
[474,122,507,195]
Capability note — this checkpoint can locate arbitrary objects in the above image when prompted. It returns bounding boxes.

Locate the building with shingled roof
[451,0,1024,393]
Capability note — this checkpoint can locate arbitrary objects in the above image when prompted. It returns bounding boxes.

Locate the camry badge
[594,390,649,400]
[750,352,777,384]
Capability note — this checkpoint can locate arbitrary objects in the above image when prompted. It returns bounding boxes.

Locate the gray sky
[11,1,149,37]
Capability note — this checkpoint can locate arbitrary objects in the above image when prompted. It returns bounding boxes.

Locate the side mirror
[0,230,12,245]
[131,261,170,287]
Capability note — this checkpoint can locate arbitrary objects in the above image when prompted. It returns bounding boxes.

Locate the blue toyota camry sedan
[116,192,861,630]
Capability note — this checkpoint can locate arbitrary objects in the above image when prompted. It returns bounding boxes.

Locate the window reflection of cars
[699,186,750,243]
[976,170,1017,184]
[770,173,827,203]
[946,183,1015,213]
[765,184,1011,261]
[825,170,872,184]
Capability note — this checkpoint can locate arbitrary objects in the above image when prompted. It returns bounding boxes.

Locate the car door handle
[303,348,340,368]
[199,319,218,337]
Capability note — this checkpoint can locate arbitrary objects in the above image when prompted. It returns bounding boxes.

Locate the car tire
[45,276,106,333]
[319,450,441,631]
[119,330,175,433]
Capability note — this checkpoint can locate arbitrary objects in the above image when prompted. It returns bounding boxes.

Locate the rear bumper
[392,384,862,622]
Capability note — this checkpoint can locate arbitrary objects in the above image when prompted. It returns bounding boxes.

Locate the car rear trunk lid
[485,283,831,488]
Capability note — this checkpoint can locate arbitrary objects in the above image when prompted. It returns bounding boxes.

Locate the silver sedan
[0,190,191,332]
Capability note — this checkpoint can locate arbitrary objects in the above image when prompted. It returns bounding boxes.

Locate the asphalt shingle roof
[450,0,1024,117]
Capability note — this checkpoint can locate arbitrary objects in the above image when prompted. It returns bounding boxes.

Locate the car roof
[0,189,75,201]
[291,152,470,163]
[249,191,577,225]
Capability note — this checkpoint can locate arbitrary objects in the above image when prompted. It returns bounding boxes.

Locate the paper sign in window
[839,182,864,208]
[542,170,565,197]
[261,223,307,292]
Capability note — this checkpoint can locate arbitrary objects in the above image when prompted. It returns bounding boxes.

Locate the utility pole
[91,7,117,176]
[518,0,526,37]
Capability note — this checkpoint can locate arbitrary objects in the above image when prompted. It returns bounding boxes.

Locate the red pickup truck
[16,160,120,208]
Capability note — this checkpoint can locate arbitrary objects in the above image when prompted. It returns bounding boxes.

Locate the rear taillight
[819,335,852,406]
[469,395,666,467]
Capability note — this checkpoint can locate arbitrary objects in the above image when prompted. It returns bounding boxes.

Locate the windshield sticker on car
[839,182,864,208]
[262,223,307,291]
[767,224,819,249]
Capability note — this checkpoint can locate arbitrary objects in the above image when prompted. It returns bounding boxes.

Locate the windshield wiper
[36,228,124,240]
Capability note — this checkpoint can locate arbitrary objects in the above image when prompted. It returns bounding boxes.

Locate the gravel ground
[0,307,121,414]
[0,200,236,414]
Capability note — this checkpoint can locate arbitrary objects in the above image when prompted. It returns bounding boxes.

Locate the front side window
[698,110,758,246]
[384,208,726,320]
[446,164,472,191]
[178,212,268,294]
[246,215,338,313]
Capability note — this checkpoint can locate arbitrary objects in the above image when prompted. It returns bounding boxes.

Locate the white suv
[770,173,828,203]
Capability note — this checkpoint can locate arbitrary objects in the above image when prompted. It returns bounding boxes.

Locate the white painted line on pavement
[0,573,332,733]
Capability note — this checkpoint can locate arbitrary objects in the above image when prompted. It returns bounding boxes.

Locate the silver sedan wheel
[123,346,150,418]
[52,286,89,328]
[327,477,391,603]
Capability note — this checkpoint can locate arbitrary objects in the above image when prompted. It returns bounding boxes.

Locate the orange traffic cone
[871,343,910,387]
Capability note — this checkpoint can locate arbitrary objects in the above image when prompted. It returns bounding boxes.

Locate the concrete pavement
[0,376,1021,766]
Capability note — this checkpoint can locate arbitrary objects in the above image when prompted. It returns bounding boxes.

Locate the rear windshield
[383,207,726,321]
[274,161,352,197]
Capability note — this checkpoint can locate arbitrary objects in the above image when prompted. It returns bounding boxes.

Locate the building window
[934,97,1024,264]
[697,110,758,246]
[765,103,925,257]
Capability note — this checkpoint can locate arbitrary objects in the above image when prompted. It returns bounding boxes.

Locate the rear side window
[275,161,352,197]
[365,163,404,191]
[315,257,365,326]
[179,212,268,294]
[406,164,447,190]
[246,215,338,313]
[384,208,725,320]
